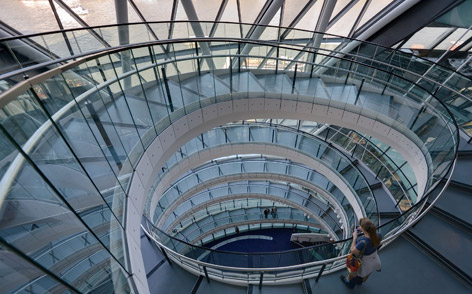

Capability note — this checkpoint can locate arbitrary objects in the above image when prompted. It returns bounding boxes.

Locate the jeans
[344,275,364,289]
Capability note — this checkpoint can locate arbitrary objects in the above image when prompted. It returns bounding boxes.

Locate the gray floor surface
[142,233,470,293]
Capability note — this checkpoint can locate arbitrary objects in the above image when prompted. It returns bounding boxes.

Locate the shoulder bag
[346,240,366,273]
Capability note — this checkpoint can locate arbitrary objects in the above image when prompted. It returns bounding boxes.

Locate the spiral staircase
[0,22,471,294]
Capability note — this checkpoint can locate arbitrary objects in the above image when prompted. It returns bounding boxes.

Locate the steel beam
[180,0,216,70]
[232,0,284,69]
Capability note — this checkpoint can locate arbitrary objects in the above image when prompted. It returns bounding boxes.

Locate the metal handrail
[153,123,375,225]
[319,125,416,205]
[139,155,456,282]
[160,174,347,236]
[0,39,458,222]
[0,21,470,137]
[1,20,470,81]
[142,216,344,259]
[0,36,460,285]
[0,39,458,211]
[142,223,346,272]
[1,44,444,215]
[0,35,466,113]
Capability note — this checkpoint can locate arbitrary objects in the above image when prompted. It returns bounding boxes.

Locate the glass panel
[239,0,267,24]
[0,0,60,34]
[0,152,125,292]
[326,1,366,37]
[70,0,116,27]
[401,27,454,51]
[267,7,282,27]
[134,0,174,21]
[192,0,223,21]
[330,0,355,21]
[175,1,190,21]
[357,0,393,29]
[220,0,241,23]
[0,244,74,294]
[434,28,472,50]
[282,0,311,27]
[127,3,146,23]
[296,1,324,31]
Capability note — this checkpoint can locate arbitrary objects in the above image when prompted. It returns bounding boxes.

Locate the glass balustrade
[0,24,460,289]
[158,182,341,241]
[174,208,324,248]
[172,198,287,236]
[322,125,418,208]
[1,22,470,134]
[172,199,293,231]
[143,216,346,270]
[0,244,76,294]
[244,120,418,209]
[150,125,375,228]
[37,41,455,191]
[152,157,350,237]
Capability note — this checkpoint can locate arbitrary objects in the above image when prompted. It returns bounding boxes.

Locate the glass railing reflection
[1,22,469,135]
[153,157,352,233]
[0,26,459,288]
[151,124,375,226]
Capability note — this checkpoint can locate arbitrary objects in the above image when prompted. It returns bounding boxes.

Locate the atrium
[0,0,471,293]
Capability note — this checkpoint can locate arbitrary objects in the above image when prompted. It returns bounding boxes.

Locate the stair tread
[181,72,230,97]
[305,237,470,293]
[323,83,357,103]
[294,77,330,99]
[409,213,472,274]
[451,157,472,185]
[168,79,202,107]
[256,73,293,94]
[195,278,247,294]
[434,183,472,225]
[147,257,198,294]
[250,283,304,294]
[219,71,265,92]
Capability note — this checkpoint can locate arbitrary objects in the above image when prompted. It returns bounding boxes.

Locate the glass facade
[0,0,466,292]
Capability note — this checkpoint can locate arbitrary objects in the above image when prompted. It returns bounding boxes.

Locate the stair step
[250,282,304,294]
[168,79,201,107]
[247,284,253,294]
[451,156,472,185]
[219,71,266,93]
[305,236,471,292]
[323,83,357,103]
[181,72,230,97]
[409,213,472,275]
[434,182,472,226]
[257,73,293,94]
[357,91,392,115]
[294,77,330,99]
[430,206,472,235]
[404,230,472,288]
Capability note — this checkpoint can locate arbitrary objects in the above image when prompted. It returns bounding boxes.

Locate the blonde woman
[340,218,382,289]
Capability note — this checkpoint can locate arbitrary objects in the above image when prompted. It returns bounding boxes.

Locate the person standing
[340,218,382,289]
[264,207,270,218]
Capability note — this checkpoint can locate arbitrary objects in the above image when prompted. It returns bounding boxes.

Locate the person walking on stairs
[340,218,382,289]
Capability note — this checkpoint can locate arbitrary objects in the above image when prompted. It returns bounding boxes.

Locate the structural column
[312,0,337,50]
[181,0,216,70]
[115,0,132,89]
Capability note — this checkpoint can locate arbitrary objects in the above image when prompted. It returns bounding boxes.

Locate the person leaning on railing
[340,218,382,289]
